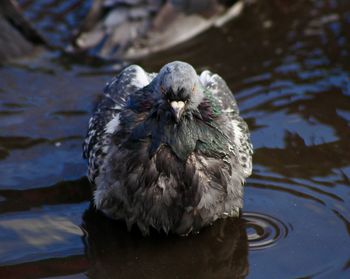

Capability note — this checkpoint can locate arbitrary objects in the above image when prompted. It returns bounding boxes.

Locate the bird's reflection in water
[82,205,249,279]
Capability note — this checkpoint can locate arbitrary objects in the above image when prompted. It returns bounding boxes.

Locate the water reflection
[0,177,91,214]
[0,0,349,278]
[0,202,86,265]
[82,206,249,279]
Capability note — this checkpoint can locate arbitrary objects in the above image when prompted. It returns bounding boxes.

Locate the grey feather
[83,61,253,235]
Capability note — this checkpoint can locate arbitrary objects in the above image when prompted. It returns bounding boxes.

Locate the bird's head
[156,61,204,123]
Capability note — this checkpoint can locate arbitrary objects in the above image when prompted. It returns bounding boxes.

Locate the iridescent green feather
[203,89,221,117]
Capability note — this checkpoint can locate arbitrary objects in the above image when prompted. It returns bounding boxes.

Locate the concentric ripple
[242,212,289,250]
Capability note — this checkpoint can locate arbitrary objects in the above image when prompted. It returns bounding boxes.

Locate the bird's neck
[196,96,221,122]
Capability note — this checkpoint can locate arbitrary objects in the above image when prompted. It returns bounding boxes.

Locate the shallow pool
[0,0,349,278]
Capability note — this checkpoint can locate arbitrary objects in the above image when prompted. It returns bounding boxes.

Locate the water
[0,0,349,278]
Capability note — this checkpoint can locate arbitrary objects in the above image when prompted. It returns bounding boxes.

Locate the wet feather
[83,61,253,235]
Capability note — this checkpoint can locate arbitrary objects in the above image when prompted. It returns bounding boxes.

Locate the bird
[83,61,253,235]
[73,0,243,59]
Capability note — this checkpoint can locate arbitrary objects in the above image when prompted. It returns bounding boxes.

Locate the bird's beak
[170,101,185,123]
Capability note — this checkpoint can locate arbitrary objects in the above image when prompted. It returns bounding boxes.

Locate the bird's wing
[199,70,239,115]
[83,64,155,181]
[199,70,253,178]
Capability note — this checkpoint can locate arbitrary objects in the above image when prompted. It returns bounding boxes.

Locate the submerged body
[84,61,252,235]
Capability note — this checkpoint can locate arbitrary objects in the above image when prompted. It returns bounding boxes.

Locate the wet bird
[83,61,253,235]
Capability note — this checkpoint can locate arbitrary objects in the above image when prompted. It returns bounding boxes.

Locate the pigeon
[83,61,253,235]
[73,0,243,59]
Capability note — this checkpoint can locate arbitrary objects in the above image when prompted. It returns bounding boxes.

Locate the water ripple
[243,212,289,250]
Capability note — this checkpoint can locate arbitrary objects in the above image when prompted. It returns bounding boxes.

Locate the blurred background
[0,0,349,278]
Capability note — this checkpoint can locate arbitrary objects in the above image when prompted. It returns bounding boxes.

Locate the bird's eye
[192,85,196,93]
[160,85,166,94]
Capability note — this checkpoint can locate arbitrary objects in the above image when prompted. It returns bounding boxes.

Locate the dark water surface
[1,0,350,278]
